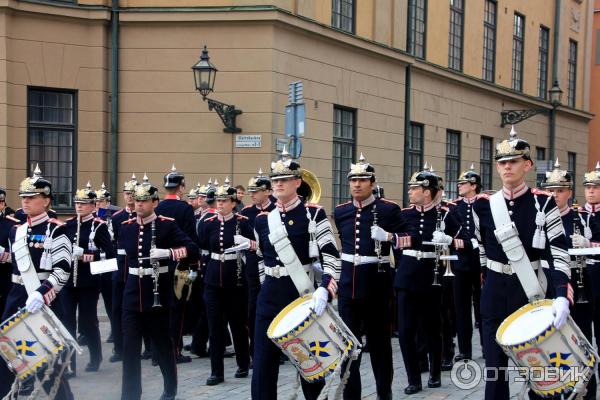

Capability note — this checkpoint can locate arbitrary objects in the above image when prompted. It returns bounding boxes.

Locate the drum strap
[13,224,42,295]
[490,191,545,302]
[267,208,313,296]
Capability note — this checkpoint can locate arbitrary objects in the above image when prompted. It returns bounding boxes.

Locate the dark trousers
[190,280,209,354]
[396,287,442,386]
[60,285,103,372]
[204,284,249,377]
[338,295,393,400]
[112,280,124,355]
[247,277,261,357]
[0,285,73,400]
[169,293,189,355]
[121,308,177,400]
[453,269,482,357]
[0,266,11,317]
[571,301,597,399]
[100,273,113,334]
[441,276,456,361]
[251,313,325,400]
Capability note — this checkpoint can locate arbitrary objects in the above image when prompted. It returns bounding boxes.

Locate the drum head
[498,301,554,346]
[269,298,313,338]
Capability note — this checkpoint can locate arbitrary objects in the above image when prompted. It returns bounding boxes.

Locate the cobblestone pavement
[65,300,557,399]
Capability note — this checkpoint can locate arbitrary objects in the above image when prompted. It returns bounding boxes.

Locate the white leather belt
[587,259,599,265]
[341,253,390,265]
[403,250,436,259]
[487,260,540,275]
[12,272,50,285]
[265,264,310,279]
[210,253,238,262]
[117,249,127,256]
[128,266,168,276]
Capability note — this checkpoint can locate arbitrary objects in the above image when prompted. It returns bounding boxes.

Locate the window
[482,0,497,82]
[448,0,464,71]
[332,0,355,34]
[538,26,550,99]
[403,122,424,206]
[408,0,427,59]
[568,152,576,199]
[480,136,493,191]
[332,106,356,208]
[512,13,525,91]
[568,40,578,107]
[445,130,461,199]
[536,147,546,187]
[28,88,76,210]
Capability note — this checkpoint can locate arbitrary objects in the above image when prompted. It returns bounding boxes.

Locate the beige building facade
[0,0,593,212]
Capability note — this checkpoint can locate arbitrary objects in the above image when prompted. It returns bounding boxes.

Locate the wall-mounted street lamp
[192,46,243,133]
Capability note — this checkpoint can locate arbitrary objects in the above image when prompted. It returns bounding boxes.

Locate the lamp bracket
[500,109,548,127]
[206,97,243,133]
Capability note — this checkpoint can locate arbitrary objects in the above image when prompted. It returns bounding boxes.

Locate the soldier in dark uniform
[450,165,483,362]
[472,127,571,400]
[0,187,16,216]
[251,150,340,400]
[110,173,139,362]
[94,183,119,344]
[394,166,474,395]
[61,182,115,373]
[0,188,18,316]
[541,159,597,400]
[198,181,252,385]
[14,205,57,222]
[119,175,198,400]
[333,154,414,400]
[155,165,198,364]
[0,165,73,399]
[240,169,275,362]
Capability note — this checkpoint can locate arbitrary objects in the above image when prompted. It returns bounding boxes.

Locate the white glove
[188,271,198,282]
[234,235,250,246]
[0,245,5,255]
[432,231,453,246]
[552,297,570,329]
[311,287,329,316]
[311,261,323,273]
[371,226,390,242]
[26,291,44,313]
[224,242,250,254]
[72,245,84,259]
[571,234,590,248]
[150,248,171,260]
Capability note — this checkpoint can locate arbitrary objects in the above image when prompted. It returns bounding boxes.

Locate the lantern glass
[192,46,217,99]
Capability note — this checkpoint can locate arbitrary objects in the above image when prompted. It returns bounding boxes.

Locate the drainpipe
[403,64,412,207]
[110,0,119,198]
[549,0,561,161]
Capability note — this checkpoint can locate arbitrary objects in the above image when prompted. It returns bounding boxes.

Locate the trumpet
[432,207,443,286]
[235,219,244,287]
[572,204,589,304]
[150,220,162,309]
[372,203,385,273]
[73,214,81,287]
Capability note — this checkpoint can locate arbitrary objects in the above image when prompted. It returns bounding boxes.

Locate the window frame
[331,0,356,34]
[445,130,461,200]
[568,39,578,108]
[27,87,78,212]
[448,0,465,71]
[512,12,525,92]
[480,136,493,191]
[332,105,356,209]
[407,0,427,59]
[403,122,425,206]
[568,152,577,200]
[538,25,550,99]
[482,0,497,82]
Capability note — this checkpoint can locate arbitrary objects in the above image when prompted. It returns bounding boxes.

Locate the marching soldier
[472,127,571,399]
[199,181,252,385]
[251,150,340,400]
[393,166,473,395]
[119,175,198,400]
[0,165,73,399]
[0,188,18,316]
[155,165,198,364]
[450,166,483,361]
[541,159,597,399]
[94,183,118,345]
[333,154,414,400]
[61,183,115,374]
[110,173,139,362]
[241,169,275,361]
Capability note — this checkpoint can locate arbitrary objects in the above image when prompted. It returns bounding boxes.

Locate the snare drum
[496,299,597,397]
[0,306,78,381]
[267,295,360,383]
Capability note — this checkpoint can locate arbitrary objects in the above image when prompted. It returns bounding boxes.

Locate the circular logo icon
[450,359,482,390]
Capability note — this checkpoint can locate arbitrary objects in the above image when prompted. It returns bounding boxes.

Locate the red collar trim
[136,213,157,225]
[585,203,598,213]
[502,183,528,200]
[28,212,49,227]
[559,206,570,217]
[164,194,180,200]
[218,212,234,222]
[352,195,375,209]
[276,196,301,212]
[257,200,272,211]
[79,214,94,223]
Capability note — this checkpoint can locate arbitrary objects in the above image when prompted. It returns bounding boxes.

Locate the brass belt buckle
[416,251,423,260]
[273,267,281,279]
[354,254,360,265]
[502,264,512,274]
[137,267,145,277]
[219,254,225,262]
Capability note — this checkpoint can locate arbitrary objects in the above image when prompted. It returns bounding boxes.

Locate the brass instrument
[372,203,385,273]
[235,218,244,287]
[150,220,162,308]
[432,207,443,286]
[572,203,589,304]
[298,169,321,204]
[73,214,81,287]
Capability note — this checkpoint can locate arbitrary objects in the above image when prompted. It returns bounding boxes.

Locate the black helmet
[74,182,97,203]
[19,164,52,198]
[495,125,531,161]
[134,174,159,201]
[164,164,185,189]
[248,168,272,192]
[407,163,442,191]
[457,164,482,192]
[541,159,573,189]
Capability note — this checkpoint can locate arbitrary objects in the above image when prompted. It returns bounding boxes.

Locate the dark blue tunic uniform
[61,215,115,372]
[333,195,413,400]
[118,213,198,400]
[0,213,18,316]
